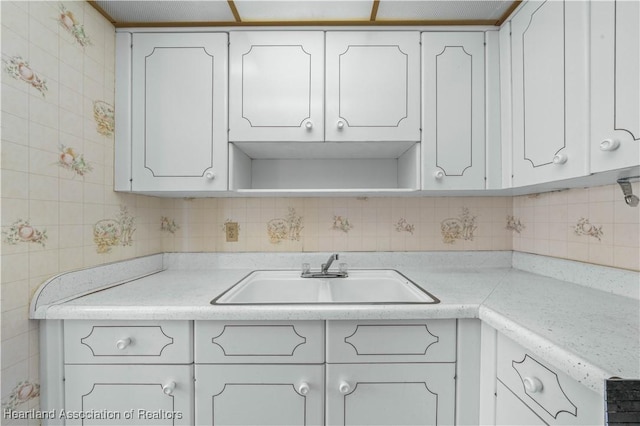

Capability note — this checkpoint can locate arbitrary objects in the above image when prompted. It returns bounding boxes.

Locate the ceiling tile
[376,0,513,21]
[95,1,236,24]
[233,0,373,22]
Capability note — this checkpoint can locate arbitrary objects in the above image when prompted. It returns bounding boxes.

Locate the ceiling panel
[376,0,513,22]
[234,0,373,22]
[94,1,236,24]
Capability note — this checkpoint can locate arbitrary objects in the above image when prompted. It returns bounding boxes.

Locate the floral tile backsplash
[1,2,639,421]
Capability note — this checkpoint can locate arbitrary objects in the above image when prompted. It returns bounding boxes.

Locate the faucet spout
[321,253,339,274]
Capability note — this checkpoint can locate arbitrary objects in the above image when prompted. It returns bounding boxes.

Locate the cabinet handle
[116,338,131,350]
[205,171,215,180]
[339,381,351,394]
[162,381,176,395]
[552,153,568,165]
[298,382,310,395]
[433,170,444,180]
[305,121,313,130]
[337,120,345,130]
[523,376,543,393]
[600,138,620,152]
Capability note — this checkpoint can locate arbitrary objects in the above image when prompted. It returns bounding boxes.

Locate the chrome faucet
[301,253,347,278]
[321,253,339,274]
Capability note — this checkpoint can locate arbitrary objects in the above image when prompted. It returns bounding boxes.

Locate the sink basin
[211,270,439,305]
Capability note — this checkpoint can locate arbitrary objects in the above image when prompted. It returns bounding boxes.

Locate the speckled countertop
[30,251,640,395]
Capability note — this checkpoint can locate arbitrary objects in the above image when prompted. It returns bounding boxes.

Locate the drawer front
[326,319,456,363]
[496,333,604,425]
[195,320,324,364]
[64,320,192,364]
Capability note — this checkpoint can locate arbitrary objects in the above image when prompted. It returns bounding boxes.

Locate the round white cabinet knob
[116,338,131,350]
[305,121,313,130]
[600,138,620,152]
[434,170,444,180]
[298,382,310,395]
[337,120,345,130]
[523,376,543,393]
[552,153,568,165]
[162,381,176,395]
[339,381,351,394]
[205,171,215,180]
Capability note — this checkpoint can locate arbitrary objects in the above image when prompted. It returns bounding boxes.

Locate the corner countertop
[30,251,640,395]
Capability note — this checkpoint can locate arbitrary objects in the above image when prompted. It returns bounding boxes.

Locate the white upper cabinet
[509,0,589,187]
[590,0,640,173]
[129,32,228,192]
[230,31,420,144]
[229,31,325,142]
[325,31,421,142]
[422,32,486,190]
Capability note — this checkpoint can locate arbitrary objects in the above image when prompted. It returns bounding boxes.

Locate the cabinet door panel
[229,31,324,142]
[496,381,547,425]
[326,363,455,426]
[422,32,486,189]
[131,33,228,191]
[496,333,604,425]
[511,0,589,186]
[64,364,193,425]
[195,364,324,426]
[591,0,640,172]
[326,32,420,142]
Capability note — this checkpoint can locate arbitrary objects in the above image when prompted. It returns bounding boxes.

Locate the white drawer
[496,333,604,425]
[195,320,324,364]
[64,320,192,364]
[326,319,456,363]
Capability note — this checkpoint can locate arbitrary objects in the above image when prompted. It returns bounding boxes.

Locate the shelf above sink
[211,270,440,305]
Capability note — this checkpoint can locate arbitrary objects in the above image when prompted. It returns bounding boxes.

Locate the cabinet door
[591,0,640,173]
[131,33,228,191]
[195,364,324,426]
[326,363,455,426]
[496,381,547,425]
[510,1,589,186]
[422,32,486,190]
[229,31,324,142]
[325,32,421,142]
[64,364,193,425]
[496,333,604,425]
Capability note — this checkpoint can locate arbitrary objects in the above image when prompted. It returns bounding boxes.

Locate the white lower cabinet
[194,319,456,426]
[49,318,608,426]
[326,363,455,426]
[195,364,325,425]
[494,332,604,426]
[495,380,546,426]
[64,364,193,425]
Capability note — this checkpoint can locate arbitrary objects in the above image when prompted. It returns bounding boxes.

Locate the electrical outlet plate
[225,222,239,242]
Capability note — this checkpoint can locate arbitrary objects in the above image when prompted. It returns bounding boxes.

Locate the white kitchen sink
[211,270,439,304]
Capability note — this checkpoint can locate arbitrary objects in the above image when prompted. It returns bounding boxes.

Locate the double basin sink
[211,270,439,305]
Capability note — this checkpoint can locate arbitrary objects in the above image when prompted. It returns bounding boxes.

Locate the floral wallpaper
[2,56,47,96]
[0,2,162,418]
